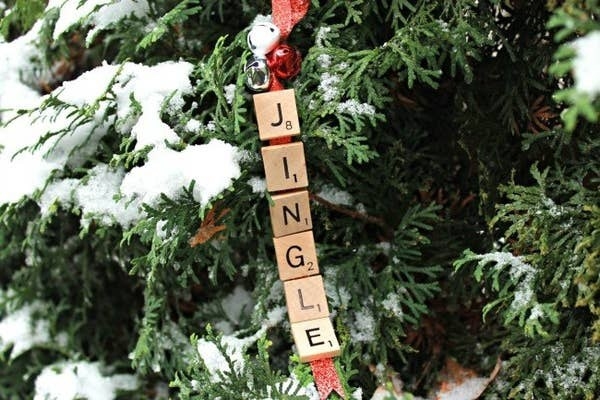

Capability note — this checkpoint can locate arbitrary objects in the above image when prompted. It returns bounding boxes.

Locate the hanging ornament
[246,1,346,399]
[266,43,302,80]
[247,22,281,56]
[245,56,271,92]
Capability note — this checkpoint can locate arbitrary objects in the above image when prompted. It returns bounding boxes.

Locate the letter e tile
[291,317,341,362]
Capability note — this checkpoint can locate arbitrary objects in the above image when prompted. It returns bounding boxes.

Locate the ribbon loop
[272,0,310,40]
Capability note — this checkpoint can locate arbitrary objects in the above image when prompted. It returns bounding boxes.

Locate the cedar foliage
[0,0,599,399]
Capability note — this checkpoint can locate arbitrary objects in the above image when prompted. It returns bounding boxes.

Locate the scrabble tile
[261,142,308,192]
[269,190,312,237]
[284,275,329,323]
[291,317,341,362]
[253,89,300,140]
[273,230,319,281]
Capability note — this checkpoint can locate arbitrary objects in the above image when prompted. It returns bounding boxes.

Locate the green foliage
[171,329,323,399]
[136,0,202,51]
[0,0,45,39]
[1,0,600,399]
[547,3,600,132]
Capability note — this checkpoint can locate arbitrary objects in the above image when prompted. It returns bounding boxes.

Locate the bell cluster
[245,22,281,91]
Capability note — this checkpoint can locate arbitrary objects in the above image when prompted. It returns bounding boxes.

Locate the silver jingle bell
[245,56,270,92]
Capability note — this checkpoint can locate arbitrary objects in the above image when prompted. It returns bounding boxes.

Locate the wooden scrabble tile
[261,142,308,192]
[269,190,312,238]
[284,275,329,323]
[291,317,341,362]
[273,230,319,281]
[253,89,300,140]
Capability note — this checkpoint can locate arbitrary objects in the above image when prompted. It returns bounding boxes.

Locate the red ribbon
[267,0,309,143]
[268,0,309,92]
[310,358,346,399]
[272,0,310,41]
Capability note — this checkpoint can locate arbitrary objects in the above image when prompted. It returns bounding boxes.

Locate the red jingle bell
[266,44,302,80]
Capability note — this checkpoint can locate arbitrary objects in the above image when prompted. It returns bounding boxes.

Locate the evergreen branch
[309,192,391,232]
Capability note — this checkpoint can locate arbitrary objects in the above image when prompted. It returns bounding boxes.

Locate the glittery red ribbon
[268,0,309,142]
[272,0,310,40]
[268,0,309,92]
[310,358,346,400]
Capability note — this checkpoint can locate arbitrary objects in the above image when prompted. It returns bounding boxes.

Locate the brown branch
[309,192,391,232]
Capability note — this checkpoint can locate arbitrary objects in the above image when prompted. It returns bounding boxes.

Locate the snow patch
[571,31,600,97]
[478,252,536,311]
[317,184,353,206]
[273,373,319,400]
[0,301,51,359]
[47,0,150,43]
[34,361,138,400]
[382,293,404,320]
[221,286,253,326]
[0,21,44,121]
[224,84,236,104]
[120,139,241,208]
[75,164,141,228]
[337,99,376,116]
[436,377,490,400]
[318,72,340,101]
[350,308,375,343]
[248,176,267,194]
[1,60,195,208]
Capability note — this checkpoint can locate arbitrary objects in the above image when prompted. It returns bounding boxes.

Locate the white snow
[317,53,332,68]
[323,269,351,312]
[47,0,150,44]
[2,52,242,228]
[34,361,138,400]
[120,139,241,208]
[477,252,536,311]
[185,119,202,133]
[224,84,236,104]
[111,61,194,150]
[273,373,319,399]
[382,293,404,320]
[75,164,141,228]
[317,184,353,206]
[221,286,253,325]
[0,21,44,121]
[540,342,600,393]
[337,99,376,116]
[315,26,332,47]
[248,176,267,194]
[197,303,286,383]
[350,308,375,343]
[38,179,78,216]
[196,337,243,382]
[318,72,340,101]
[0,301,51,359]
[436,377,490,400]
[571,31,600,97]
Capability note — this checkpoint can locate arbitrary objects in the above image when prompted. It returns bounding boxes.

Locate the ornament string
[269,1,345,398]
